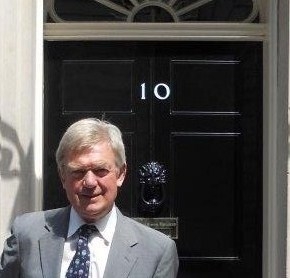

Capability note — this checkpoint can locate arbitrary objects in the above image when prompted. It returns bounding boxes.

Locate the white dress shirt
[60,205,117,278]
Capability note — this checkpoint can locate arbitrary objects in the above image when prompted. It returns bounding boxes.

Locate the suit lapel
[104,209,138,278]
[39,206,70,278]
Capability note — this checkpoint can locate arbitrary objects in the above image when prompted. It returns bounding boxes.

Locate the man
[0,118,179,278]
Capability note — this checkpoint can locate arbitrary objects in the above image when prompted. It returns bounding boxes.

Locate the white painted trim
[33,0,44,211]
[44,22,266,41]
[263,0,288,277]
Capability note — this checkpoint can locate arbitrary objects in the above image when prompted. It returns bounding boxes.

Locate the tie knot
[78,224,97,239]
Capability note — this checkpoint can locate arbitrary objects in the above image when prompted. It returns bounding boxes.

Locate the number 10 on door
[140,83,170,100]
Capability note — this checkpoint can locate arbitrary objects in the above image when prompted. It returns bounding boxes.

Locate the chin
[83,203,102,213]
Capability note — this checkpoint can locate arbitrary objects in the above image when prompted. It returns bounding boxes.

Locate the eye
[93,168,110,178]
[71,169,86,178]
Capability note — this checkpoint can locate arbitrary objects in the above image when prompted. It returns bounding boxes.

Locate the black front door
[44,41,262,277]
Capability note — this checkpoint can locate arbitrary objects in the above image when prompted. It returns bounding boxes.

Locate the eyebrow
[66,161,112,170]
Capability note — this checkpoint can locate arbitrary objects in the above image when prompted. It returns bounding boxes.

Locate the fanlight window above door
[46,0,260,23]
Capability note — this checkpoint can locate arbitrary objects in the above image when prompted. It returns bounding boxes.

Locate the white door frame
[42,2,289,277]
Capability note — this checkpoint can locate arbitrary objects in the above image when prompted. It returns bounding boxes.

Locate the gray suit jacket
[0,206,179,278]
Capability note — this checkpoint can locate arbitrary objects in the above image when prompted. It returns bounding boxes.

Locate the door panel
[174,134,240,257]
[44,41,262,277]
[62,60,134,112]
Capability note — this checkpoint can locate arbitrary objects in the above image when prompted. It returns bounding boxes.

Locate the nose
[83,170,98,188]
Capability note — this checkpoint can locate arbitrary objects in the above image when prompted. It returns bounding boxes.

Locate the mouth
[79,191,100,199]
[78,194,101,206]
[81,192,98,198]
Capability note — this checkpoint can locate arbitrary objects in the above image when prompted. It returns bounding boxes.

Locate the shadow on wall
[0,120,36,227]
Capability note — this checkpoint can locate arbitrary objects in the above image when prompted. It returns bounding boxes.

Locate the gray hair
[56,118,126,172]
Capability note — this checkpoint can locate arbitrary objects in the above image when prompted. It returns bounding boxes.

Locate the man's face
[60,142,126,222]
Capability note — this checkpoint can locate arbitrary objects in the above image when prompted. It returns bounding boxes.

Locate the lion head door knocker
[139,161,167,215]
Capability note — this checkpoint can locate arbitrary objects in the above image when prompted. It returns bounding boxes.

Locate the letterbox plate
[133,217,178,239]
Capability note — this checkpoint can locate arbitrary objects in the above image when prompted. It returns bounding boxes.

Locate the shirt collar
[67,205,117,244]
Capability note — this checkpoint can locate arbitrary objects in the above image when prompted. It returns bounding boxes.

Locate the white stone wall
[0,0,43,250]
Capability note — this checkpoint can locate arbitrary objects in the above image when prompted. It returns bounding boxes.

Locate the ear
[58,168,66,188]
[116,164,127,187]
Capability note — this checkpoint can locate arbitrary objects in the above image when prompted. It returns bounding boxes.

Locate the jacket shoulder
[12,207,69,233]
